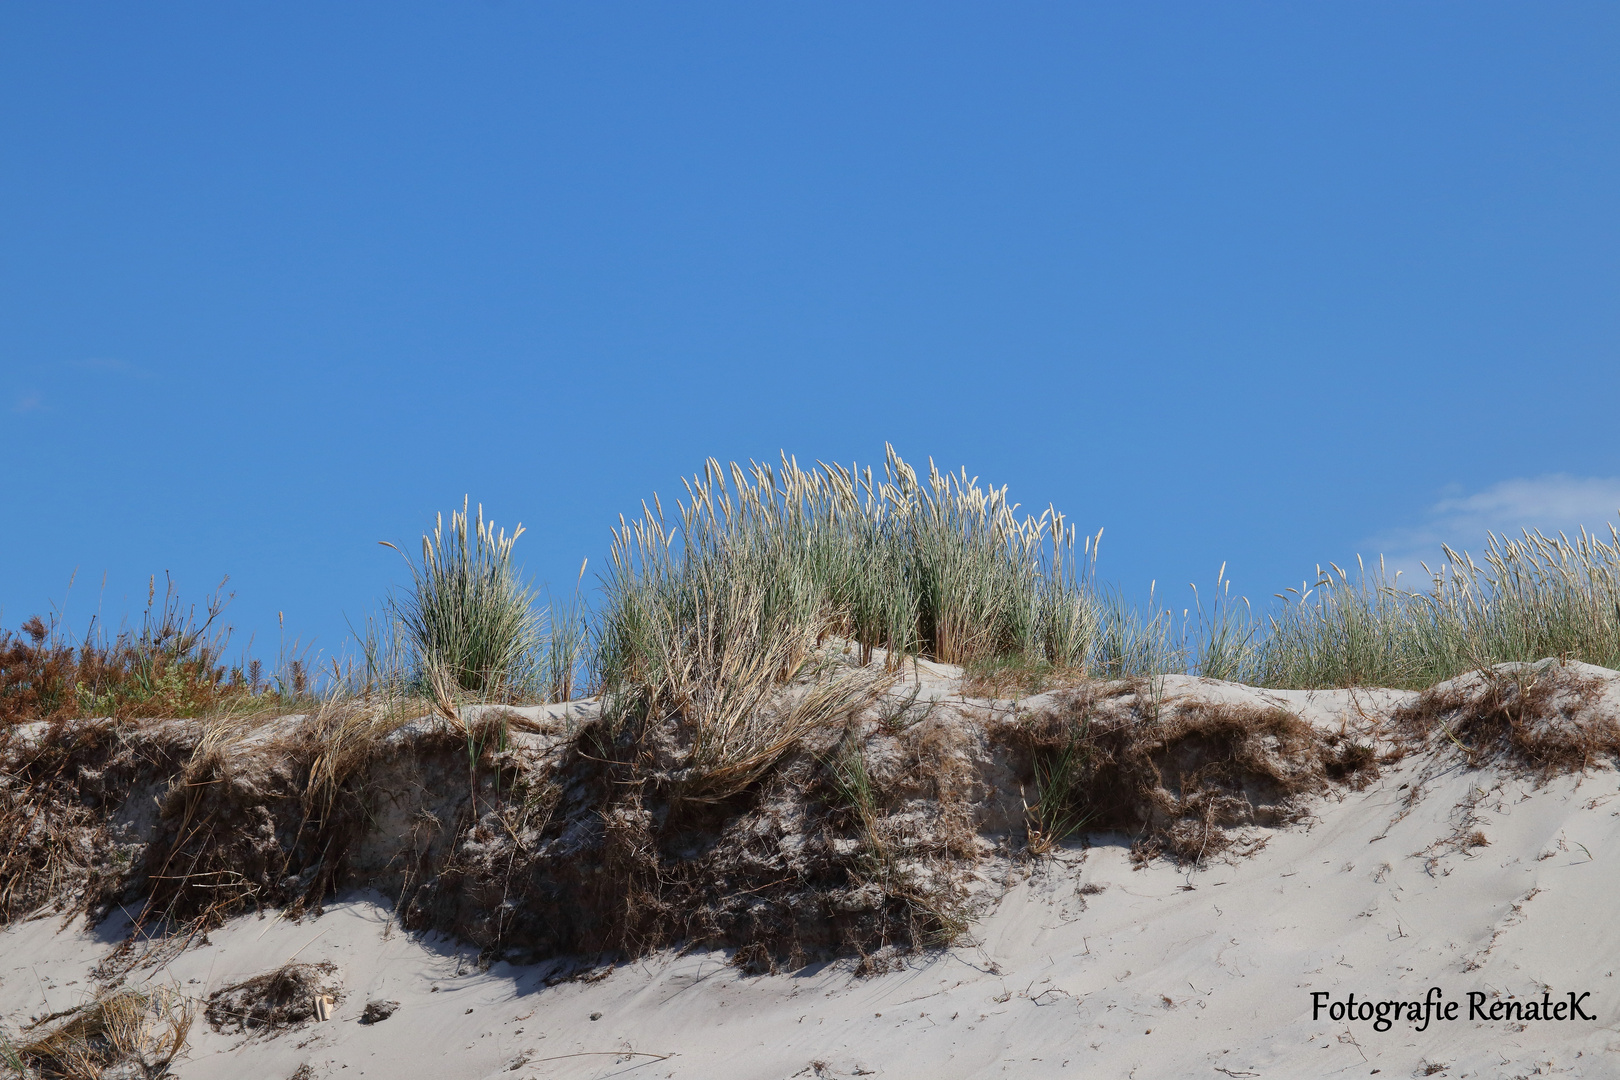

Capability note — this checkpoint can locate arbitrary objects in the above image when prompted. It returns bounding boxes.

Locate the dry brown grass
[0,688,513,954]
[11,652,1503,986]
[403,695,987,972]
[602,588,889,802]
[681,660,890,803]
[5,987,194,1080]
[1394,661,1620,778]
[1001,686,1358,865]
[136,698,415,932]
[958,655,1088,700]
[300,698,416,819]
[6,667,983,977]
[0,716,164,924]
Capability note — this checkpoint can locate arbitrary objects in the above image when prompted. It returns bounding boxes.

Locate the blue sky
[3,4,1618,664]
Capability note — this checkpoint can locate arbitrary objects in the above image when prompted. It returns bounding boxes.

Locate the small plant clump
[1,987,194,1080]
[381,497,547,715]
[204,962,342,1035]
[0,577,305,726]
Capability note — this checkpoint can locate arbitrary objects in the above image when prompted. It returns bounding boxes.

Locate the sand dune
[4,666,1618,1079]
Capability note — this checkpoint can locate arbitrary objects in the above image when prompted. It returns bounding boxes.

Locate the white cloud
[1367,474,1620,573]
[11,392,43,414]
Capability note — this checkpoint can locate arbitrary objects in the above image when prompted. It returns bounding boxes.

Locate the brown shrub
[0,616,80,724]
[0,579,288,727]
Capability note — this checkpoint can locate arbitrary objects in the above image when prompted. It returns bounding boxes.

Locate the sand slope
[4,672,1619,1079]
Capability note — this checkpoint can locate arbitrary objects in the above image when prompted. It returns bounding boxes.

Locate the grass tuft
[1023,724,1093,856]
[597,448,1116,788]
[383,497,544,719]
[6,986,194,1080]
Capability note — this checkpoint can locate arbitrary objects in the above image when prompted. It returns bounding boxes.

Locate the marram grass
[10,454,1620,733]
[591,446,1135,788]
[1242,526,1620,690]
[596,447,1120,709]
[382,496,544,707]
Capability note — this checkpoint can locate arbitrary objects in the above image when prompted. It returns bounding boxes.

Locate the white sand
[5,676,1619,1079]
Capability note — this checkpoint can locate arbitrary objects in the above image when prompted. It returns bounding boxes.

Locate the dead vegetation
[958,656,1088,700]
[0,666,981,973]
[998,682,1378,865]
[0,695,424,954]
[0,716,169,924]
[1393,661,1620,778]
[403,690,982,973]
[132,703,388,933]
[204,962,342,1035]
[0,669,1423,975]
[2,656,1615,986]
[2,987,194,1080]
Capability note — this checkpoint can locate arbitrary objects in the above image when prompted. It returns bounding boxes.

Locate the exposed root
[406,708,980,970]
[1394,661,1620,778]
[1000,688,1349,866]
[4,661,1612,982]
[0,718,173,924]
